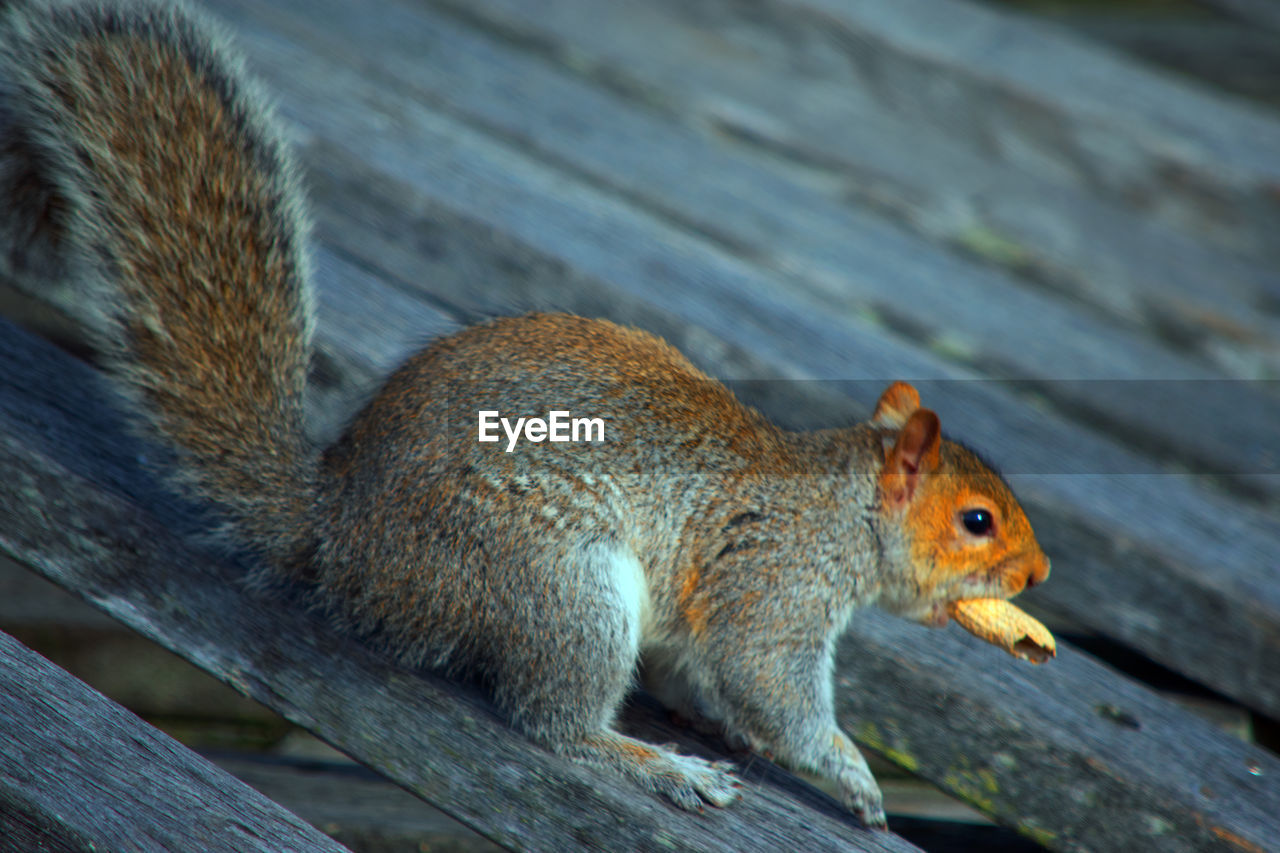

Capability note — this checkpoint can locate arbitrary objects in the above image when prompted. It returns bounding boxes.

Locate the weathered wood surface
[207,740,1047,853]
[423,0,1280,362]
[0,629,350,853]
[836,611,1280,852]
[1044,10,1280,110]
[0,321,916,853]
[2,0,1279,850]
[1196,0,1280,32]
[210,753,505,853]
[213,747,1061,853]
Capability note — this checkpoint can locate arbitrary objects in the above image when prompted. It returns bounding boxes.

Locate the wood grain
[0,630,349,853]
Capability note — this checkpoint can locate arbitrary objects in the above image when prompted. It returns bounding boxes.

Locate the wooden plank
[210,750,1061,852]
[412,0,1280,373]
[0,321,917,853]
[0,554,118,630]
[1041,13,1280,108]
[835,609,1280,853]
[210,753,504,853]
[1195,0,1280,32]
[205,0,1280,498]
[744,0,1280,264]
[0,629,350,853]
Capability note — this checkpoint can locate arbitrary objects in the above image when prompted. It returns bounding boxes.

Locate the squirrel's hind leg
[560,729,741,811]
[485,541,741,811]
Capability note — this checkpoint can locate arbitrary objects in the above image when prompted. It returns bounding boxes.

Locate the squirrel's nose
[1024,553,1051,589]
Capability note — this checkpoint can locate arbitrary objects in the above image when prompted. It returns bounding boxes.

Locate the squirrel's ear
[872,381,922,429]
[880,409,942,508]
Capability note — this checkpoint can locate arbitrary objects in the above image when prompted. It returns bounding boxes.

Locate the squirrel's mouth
[921,602,950,628]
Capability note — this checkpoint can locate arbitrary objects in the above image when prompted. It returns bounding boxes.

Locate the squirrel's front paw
[838,766,888,829]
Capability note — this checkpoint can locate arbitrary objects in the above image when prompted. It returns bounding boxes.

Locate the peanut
[947,599,1056,664]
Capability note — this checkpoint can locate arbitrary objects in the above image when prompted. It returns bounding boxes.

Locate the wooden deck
[0,0,1276,850]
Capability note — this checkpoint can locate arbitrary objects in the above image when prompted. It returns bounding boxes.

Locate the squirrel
[0,0,1050,830]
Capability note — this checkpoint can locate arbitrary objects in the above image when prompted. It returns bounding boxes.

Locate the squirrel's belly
[605,544,653,652]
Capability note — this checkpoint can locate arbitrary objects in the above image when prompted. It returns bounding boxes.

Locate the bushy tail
[0,0,319,572]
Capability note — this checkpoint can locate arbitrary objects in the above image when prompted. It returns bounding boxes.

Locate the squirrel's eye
[961,508,994,536]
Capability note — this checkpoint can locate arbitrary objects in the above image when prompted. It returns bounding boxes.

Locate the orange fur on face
[872,385,1048,609]
[899,441,1048,601]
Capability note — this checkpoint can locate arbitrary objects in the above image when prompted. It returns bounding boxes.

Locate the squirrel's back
[0,0,319,570]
